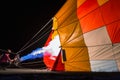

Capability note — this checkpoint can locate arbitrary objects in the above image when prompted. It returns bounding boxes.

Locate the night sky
[0,0,66,54]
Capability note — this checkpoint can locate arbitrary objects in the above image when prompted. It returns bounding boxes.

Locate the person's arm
[6,54,12,61]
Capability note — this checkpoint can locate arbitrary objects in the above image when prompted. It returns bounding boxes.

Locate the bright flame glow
[20,35,61,62]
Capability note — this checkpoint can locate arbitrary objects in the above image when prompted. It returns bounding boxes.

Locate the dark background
[0,0,66,55]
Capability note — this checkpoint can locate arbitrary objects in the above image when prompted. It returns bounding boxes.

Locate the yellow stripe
[52,17,58,39]
[53,0,91,71]
[97,0,109,6]
[77,0,86,8]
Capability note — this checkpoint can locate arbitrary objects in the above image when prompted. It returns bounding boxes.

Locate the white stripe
[43,35,61,56]
[83,27,120,71]
[90,60,119,72]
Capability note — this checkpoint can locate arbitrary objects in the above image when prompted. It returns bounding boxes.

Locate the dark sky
[0,0,66,54]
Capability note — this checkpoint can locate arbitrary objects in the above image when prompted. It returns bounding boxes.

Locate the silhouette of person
[0,49,13,70]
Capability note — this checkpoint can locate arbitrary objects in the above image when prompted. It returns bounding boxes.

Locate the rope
[21,60,44,65]
[16,18,53,54]
[16,28,51,54]
[17,18,52,52]
[20,60,47,69]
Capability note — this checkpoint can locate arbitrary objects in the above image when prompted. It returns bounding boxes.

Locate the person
[12,54,21,67]
[0,49,13,70]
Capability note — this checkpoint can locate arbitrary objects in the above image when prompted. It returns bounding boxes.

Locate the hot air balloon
[0,0,120,79]
[18,0,120,72]
[43,0,120,72]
